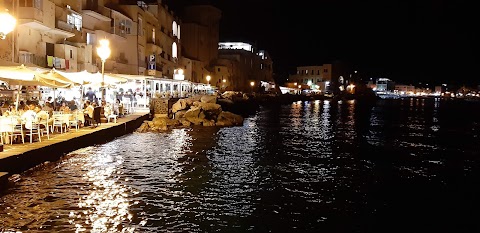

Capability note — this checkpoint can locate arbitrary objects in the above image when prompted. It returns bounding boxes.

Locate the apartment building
[288,61,351,93]
[180,4,221,84]
[288,65,332,92]
[0,0,181,79]
[216,42,274,92]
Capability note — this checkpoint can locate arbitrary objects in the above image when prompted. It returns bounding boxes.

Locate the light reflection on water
[1,98,480,232]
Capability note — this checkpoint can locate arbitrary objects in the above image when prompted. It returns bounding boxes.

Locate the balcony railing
[111,27,127,38]
[18,53,46,67]
[18,6,43,22]
[56,20,74,32]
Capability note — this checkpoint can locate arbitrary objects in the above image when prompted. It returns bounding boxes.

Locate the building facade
[0,0,181,79]
[216,42,274,92]
[288,61,352,93]
[179,4,221,84]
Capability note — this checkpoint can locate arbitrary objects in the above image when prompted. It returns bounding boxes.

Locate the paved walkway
[1,110,149,159]
[0,110,150,186]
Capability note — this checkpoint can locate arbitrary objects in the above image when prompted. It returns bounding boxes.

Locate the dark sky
[166,0,478,86]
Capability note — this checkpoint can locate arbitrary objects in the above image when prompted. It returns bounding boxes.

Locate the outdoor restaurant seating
[85,107,101,127]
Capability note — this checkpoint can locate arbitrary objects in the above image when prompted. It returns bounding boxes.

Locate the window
[177,25,180,39]
[138,17,143,36]
[306,70,308,74]
[70,50,73,59]
[324,69,327,72]
[311,70,314,75]
[218,68,220,72]
[317,70,320,75]
[260,63,263,69]
[172,42,177,58]
[67,12,82,31]
[152,28,155,42]
[117,19,132,35]
[86,33,95,45]
[172,21,177,36]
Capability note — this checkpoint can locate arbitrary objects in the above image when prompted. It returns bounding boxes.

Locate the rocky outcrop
[137,95,244,132]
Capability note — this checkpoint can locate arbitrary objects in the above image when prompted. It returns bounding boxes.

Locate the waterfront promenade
[0,110,150,189]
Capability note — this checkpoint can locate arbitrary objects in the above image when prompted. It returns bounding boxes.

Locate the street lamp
[206,75,211,85]
[250,81,255,93]
[0,10,16,40]
[97,39,111,102]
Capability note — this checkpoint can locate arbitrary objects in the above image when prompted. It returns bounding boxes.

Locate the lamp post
[96,39,111,102]
[0,10,16,40]
[250,81,255,93]
[206,75,211,85]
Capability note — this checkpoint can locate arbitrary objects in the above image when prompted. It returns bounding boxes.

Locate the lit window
[67,12,82,31]
[172,42,177,58]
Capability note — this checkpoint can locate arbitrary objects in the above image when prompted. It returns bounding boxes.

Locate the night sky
[166,0,478,86]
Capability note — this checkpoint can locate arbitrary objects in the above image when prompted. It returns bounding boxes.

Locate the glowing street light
[0,10,16,40]
[223,79,226,83]
[97,39,111,101]
[206,75,211,85]
[250,81,255,93]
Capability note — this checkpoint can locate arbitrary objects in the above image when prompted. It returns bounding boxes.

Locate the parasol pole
[15,85,21,111]
[53,87,56,110]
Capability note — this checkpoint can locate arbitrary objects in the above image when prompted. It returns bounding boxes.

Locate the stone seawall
[0,113,150,190]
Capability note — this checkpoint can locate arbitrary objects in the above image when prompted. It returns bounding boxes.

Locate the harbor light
[0,10,16,39]
[97,39,111,101]
[206,75,211,85]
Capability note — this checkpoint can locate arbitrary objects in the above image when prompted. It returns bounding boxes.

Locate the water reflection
[1,99,480,232]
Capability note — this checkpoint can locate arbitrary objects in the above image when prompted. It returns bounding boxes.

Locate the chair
[51,114,67,133]
[69,112,80,131]
[9,118,24,144]
[25,120,42,143]
[93,106,101,127]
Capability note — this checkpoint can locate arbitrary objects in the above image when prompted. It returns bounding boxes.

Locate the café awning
[0,64,73,88]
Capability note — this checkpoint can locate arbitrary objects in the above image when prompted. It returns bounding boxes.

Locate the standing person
[84,87,96,103]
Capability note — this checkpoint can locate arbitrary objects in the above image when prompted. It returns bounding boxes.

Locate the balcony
[17,7,50,31]
[83,5,111,22]
[146,39,162,53]
[51,20,76,38]
[110,27,127,41]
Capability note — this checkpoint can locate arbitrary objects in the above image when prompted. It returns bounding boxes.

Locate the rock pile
[137,95,244,132]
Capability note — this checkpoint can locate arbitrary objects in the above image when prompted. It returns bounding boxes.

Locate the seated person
[83,100,94,126]
[59,102,71,114]
[34,106,53,128]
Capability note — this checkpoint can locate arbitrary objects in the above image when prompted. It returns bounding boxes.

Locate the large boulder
[193,102,222,115]
[153,117,180,127]
[200,95,217,104]
[217,111,244,126]
[184,106,206,125]
[175,110,188,119]
[171,99,190,113]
